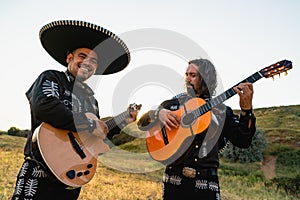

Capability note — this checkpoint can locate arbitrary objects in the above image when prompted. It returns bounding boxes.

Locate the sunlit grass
[1,131,299,200]
[0,135,25,200]
[79,163,162,200]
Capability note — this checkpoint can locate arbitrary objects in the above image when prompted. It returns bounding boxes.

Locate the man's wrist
[87,118,96,133]
[153,108,162,120]
[240,108,253,117]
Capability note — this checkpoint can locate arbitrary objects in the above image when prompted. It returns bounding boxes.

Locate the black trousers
[162,167,221,200]
[11,159,81,200]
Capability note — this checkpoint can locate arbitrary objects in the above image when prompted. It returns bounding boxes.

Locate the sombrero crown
[39,20,130,75]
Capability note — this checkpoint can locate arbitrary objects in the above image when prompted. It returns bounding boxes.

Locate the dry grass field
[1,104,299,199]
[0,134,164,200]
[1,134,296,200]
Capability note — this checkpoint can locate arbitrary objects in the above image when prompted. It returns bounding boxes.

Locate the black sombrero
[39,20,130,75]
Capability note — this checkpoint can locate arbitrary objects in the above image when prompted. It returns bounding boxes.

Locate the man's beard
[186,82,197,97]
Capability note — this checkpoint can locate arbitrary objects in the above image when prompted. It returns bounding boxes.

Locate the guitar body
[33,113,109,188]
[32,104,142,188]
[146,98,212,163]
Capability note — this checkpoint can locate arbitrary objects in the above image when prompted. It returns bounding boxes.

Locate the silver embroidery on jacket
[163,173,182,185]
[19,162,29,177]
[24,179,38,197]
[42,80,59,98]
[169,175,182,185]
[163,173,169,183]
[208,181,219,191]
[195,179,208,190]
[32,166,47,178]
[14,178,24,195]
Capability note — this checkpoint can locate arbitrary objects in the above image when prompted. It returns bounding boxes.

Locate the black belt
[167,166,217,178]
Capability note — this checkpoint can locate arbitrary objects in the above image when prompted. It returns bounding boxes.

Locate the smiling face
[66,48,98,81]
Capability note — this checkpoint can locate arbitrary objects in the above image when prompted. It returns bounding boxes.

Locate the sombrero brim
[39,20,130,75]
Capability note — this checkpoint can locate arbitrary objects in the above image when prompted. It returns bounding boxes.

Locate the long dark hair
[188,58,217,99]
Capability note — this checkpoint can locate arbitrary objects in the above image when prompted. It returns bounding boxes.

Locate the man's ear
[66,53,73,64]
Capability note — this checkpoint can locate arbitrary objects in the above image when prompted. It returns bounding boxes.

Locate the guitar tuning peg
[284,71,288,76]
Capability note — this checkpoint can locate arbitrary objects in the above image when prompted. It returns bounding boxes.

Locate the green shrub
[220,129,267,163]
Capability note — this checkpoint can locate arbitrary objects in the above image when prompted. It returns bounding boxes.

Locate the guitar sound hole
[84,170,90,175]
[66,170,76,179]
[77,172,83,177]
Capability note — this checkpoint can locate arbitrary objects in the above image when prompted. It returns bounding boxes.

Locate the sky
[0,0,299,131]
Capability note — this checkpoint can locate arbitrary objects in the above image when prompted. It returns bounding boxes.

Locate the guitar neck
[105,110,130,131]
[193,71,263,118]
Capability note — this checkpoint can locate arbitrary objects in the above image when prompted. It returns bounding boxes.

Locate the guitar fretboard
[192,71,263,118]
[105,110,130,130]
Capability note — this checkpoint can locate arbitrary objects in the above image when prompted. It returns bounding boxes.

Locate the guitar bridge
[67,132,86,159]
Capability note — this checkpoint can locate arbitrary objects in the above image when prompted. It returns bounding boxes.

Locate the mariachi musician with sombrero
[11,20,138,199]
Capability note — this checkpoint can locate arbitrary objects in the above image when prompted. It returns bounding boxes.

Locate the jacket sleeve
[136,110,157,131]
[26,70,91,132]
[137,98,180,131]
[221,106,256,148]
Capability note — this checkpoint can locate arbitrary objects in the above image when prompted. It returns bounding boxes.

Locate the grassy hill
[254,104,300,149]
[1,104,299,199]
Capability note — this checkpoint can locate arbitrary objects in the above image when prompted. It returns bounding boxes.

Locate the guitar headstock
[260,60,293,79]
[128,103,142,111]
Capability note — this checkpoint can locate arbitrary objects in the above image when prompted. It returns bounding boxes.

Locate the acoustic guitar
[146,60,293,163]
[32,103,141,188]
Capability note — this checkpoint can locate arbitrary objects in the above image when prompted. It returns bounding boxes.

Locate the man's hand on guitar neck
[233,82,253,110]
[92,120,109,139]
[88,105,139,139]
[125,109,139,124]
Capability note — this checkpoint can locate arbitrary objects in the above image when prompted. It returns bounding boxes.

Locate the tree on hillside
[7,127,20,136]
[6,127,29,137]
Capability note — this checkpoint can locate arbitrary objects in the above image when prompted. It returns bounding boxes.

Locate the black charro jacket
[24,70,121,157]
[137,93,256,169]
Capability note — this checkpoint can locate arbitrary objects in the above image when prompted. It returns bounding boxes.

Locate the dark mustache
[186,82,195,88]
